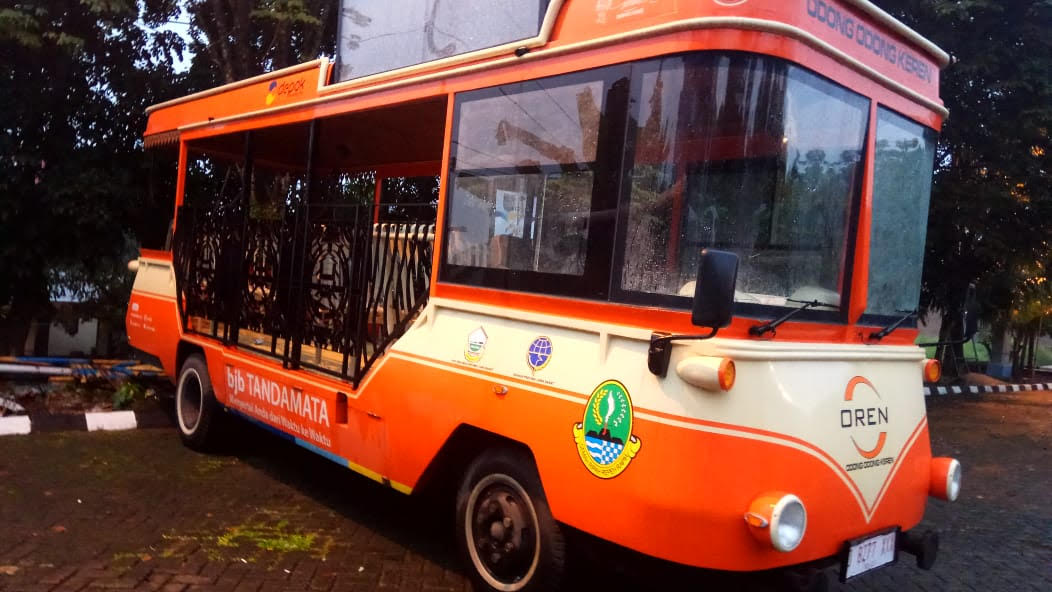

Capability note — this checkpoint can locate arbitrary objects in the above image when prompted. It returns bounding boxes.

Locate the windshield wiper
[869,309,917,341]
[748,299,840,338]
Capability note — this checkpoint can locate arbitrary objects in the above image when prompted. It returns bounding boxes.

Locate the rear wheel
[456,448,565,592]
[175,354,220,451]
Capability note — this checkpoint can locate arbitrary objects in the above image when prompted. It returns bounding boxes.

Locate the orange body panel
[145,61,329,138]
[552,0,940,99]
[373,356,932,570]
[125,292,180,378]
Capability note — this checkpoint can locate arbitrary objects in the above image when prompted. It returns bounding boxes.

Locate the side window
[864,108,936,320]
[441,67,628,297]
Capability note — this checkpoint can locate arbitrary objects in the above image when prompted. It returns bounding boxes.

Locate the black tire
[456,447,566,592]
[175,354,221,451]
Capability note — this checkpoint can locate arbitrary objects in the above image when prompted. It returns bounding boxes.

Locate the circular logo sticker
[527,336,552,372]
[572,380,642,478]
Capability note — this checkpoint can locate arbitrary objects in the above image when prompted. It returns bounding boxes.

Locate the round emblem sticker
[527,336,552,372]
[572,380,642,478]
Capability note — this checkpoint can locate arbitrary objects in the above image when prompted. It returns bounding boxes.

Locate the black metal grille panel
[174,201,434,387]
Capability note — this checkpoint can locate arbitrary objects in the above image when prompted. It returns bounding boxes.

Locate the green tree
[184,0,336,85]
[876,0,1051,373]
[0,0,188,354]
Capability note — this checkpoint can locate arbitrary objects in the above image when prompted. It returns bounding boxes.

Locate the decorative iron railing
[173,202,435,387]
[173,205,244,343]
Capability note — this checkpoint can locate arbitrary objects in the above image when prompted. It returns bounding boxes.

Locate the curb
[0,408,171,436]
[1,395,26,414]
[924,382,1052,396]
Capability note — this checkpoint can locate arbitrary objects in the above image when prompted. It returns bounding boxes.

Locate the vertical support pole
[173,142,188,223]
[849,102,879,329]
[430,93,456,299]
[373,174,384,223]
[288,119,317,370]
[228,131,253,346]
[173,141,189,329]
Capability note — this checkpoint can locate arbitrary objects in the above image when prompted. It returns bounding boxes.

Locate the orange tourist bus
[126,1,961,589]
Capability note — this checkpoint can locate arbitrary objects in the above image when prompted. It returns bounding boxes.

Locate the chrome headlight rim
[945,458,962,502]
[769,493,807,552]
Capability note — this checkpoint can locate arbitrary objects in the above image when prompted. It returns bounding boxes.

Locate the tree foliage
[876,0,1051,365]
[0,0,186,353]
[184,0,336,85]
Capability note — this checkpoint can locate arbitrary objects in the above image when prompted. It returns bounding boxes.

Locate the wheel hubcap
[178,370,203,433]
[467,475,539,589]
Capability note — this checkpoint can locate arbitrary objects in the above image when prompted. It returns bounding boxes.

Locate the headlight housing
[930,457,961,501]
[744,492,807,552]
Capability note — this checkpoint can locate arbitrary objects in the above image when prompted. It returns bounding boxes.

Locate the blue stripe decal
[294,438,350,467]
[228,407,350,469]
[226,408,295,442]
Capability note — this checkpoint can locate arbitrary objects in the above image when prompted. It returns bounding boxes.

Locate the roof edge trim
[147,1,946,119]
[844,0,950,67]
[176,15,948,136]
[145,58,327,114]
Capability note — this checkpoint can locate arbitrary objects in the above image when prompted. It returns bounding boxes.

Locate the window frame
[439,64,631,300]
[607,52,871,324]
[858,104,939,328]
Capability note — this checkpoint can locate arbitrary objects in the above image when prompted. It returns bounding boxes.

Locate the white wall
[47,319,98,357]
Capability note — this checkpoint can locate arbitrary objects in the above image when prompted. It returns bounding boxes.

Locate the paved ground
[1,392,1049,592]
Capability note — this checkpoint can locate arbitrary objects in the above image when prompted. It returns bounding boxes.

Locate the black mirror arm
[648,328,720,377]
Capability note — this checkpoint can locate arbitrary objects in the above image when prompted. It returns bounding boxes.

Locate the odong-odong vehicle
[126,1,961,590]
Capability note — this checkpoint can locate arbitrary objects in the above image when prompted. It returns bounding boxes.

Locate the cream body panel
[131,257,177,299]
[393,298,927,519]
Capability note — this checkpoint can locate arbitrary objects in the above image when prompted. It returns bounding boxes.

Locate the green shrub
[112,381,145,410]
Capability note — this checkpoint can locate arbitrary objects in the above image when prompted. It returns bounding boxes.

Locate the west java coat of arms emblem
[573,380,642,478]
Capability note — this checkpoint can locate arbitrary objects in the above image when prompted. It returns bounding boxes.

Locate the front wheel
[175,353,221,451]
[456,448,565,592]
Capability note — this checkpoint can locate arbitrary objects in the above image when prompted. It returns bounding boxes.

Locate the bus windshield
[618,53,870,311]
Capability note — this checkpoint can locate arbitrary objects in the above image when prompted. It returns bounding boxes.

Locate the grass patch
[217,524,316,552]
[155,513,334,563]
[918,339,990,362]
[916,337,1052,367]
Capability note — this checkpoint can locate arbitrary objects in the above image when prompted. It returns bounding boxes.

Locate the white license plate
[842,530,897,580]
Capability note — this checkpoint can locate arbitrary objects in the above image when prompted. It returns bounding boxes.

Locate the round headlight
[746,492,807,552]
[945,459,961,502]
[929,457,962,502]
[770,494,807,552]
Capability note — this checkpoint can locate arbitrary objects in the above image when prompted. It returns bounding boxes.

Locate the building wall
[47,319,99,357]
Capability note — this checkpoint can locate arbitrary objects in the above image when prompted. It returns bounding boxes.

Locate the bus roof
[144,0,949,146]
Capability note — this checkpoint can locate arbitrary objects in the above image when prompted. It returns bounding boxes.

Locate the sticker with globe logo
[572,380,642,479]
[526,336,553,373]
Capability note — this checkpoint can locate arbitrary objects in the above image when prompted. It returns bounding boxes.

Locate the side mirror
[648,249,739,377]
[692,249,739,328]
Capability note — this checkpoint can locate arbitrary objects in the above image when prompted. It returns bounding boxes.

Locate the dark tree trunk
[937,308,966,378]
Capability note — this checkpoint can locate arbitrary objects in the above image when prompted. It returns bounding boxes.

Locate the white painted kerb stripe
[0,415,32,435]
[85,411,138,432]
